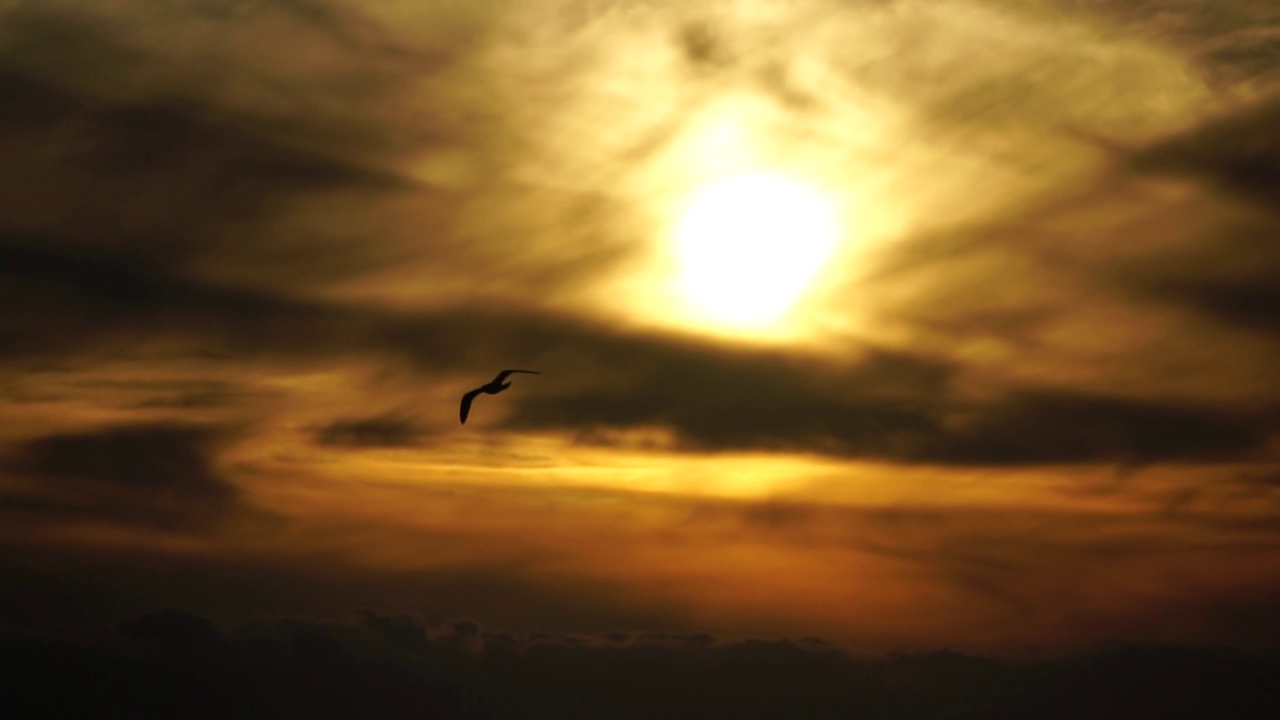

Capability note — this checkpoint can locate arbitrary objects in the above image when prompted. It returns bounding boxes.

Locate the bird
[459,369,541,424]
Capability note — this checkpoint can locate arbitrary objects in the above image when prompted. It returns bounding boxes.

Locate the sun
[670,171,842,331]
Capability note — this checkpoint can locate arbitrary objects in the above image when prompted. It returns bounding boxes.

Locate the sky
[1,0,1279,698]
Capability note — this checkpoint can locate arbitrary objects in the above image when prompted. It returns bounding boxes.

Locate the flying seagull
[460,369,541,424]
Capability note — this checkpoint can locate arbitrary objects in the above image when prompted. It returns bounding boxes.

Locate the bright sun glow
[671,172,842,330]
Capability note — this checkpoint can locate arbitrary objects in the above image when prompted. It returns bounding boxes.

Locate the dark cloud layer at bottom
[0,538,686,641]
[3,607,1276,720]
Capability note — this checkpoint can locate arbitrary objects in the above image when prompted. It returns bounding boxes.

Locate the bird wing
[459,388,483,424]
[493,369,541,383]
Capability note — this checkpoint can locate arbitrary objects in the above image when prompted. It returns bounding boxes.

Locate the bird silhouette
[460,369,541,424]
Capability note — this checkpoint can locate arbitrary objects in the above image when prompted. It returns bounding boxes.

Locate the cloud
[1,422,239,530]
[0,68,410,283]
[1098,98,1280,344]
[0,239,368,360]
[1147,271,1280,339]
[0,514,692,639]
[117,607,226,654]
[2,608,1277,720]
[315,413,427,448]
[360,609,433,656]
[1132,96,1280,210]
[505,352,1272,465]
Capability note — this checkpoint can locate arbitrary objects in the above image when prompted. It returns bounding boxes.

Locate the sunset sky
[1,0,1279,677]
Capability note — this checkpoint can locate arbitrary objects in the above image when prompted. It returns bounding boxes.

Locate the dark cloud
[360,610,434,656]
[507,362,1271,465]
[1150,273,1280,338]
[1,422,238,529]
[0,0,453,137]
[1132,97,1280,210]
[1109,99,1280,339]
[2,608,1276,720]
[1204,36,1280,87]
[429,309,1270,466]
[7,423,229,494]
[0,67,408,269]
[117,607,227,654]
[315,413,427,448]
[0,527,688,639]
[505,344,949,449]
[918,390,1270,465]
